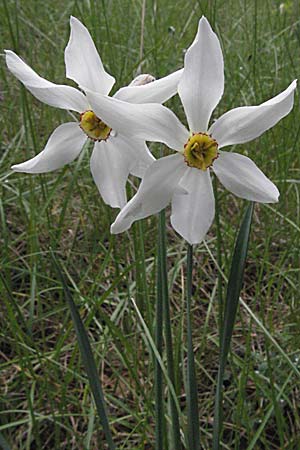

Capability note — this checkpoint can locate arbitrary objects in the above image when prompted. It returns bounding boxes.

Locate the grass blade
[155,211,165,449]
[50,250,115,450]
[247,370,293,450]
[159,210,181,450]
[212,202,254,450]
[186,244,200,450]
[130,297,183,419]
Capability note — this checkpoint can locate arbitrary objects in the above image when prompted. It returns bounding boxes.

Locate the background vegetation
[1,0,300,448]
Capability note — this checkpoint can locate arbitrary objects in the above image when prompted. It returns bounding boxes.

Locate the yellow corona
[80,110,111,141]
[183,133,218,170]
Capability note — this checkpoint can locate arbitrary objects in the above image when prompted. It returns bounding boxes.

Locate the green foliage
[1,0,300,448]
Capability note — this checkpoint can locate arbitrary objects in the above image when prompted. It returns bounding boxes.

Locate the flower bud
[129,74,156,86]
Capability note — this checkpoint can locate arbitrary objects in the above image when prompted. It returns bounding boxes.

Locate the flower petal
[114,68,183,104]
[85,90,189,151]
[213,151,279,203]
[210,80,297,148]
[12,123,86,173]
[90,138,132,208]
[65,16,115,95]
[178,16,224,133]
[116,134,155,178]
[111,153,187,234]
[5,50,88,112]
[170,168,215,244]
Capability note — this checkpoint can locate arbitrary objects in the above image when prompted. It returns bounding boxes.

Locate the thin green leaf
[130,297,183,420]
[247,370,293,450]
[240,298,300,379]
[202,242,300,381]
[212,202,254,450]
[159,210,181,450]
[155,212,165,450]
[50,250,115,450]
[186,244,200,450]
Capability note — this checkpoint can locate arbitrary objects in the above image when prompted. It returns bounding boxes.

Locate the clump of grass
[1,0,300,448]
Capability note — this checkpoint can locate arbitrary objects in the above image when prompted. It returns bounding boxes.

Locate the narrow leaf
[155,212,165,450]
[212,202,254,450]
[159,210,182,450]
[186,244,200,450]
[50,250,115,450]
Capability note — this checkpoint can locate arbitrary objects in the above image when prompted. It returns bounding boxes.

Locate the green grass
[1,0,300,448]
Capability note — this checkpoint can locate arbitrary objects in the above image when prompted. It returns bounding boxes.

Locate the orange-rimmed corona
[183,132,218,170]
[80,110,111,141]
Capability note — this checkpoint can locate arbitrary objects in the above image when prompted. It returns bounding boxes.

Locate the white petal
[213,151,279,203]
[5,50,88,112]
[111,153,186,234]
[12,123,86,173]
[90,138,132,208]
[85,90,189,151]
[116,134,155,178]
[178,16,224,132]
[210,80,297,148]
[171,168,215,244]
[65,16,115,95]
[114,69,183,104]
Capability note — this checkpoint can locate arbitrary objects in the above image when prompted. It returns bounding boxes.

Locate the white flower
[82,16,296,243]
[5,16,183,209]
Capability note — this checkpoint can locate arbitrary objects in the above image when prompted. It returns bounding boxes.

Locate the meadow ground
[1,0,300,448]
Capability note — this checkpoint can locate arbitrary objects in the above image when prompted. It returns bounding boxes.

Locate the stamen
[183,133,218,170]
[80,110,111,141]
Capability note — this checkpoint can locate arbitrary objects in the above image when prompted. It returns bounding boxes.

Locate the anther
[80,110,111,141]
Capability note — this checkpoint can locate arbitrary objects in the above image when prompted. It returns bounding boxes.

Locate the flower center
[183,133,218,170]
[80,110,111,141]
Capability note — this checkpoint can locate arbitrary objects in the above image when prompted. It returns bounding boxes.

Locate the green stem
[159,209,181,449]
[186,244,200,450]
[138,219,151,323]
[213,177,224,345]
[155,218,165,450]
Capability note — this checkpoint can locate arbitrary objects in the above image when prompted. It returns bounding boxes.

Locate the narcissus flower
[83,17,296,243]
[6,16,183,208]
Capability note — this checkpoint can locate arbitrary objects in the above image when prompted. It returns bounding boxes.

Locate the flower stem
[159,209,181,450]
[186,244,200,450]
[155,213,165,450]
[213,177,224,344]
